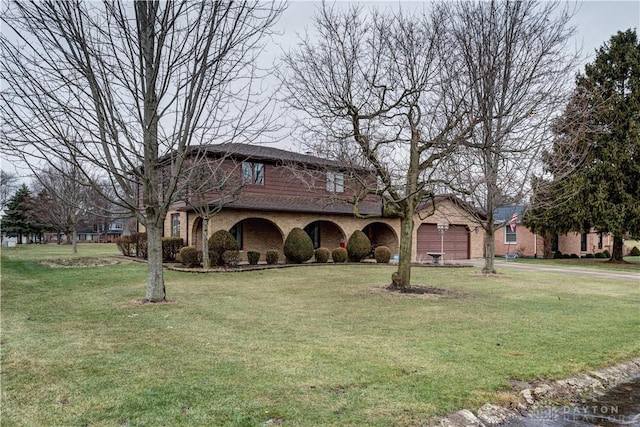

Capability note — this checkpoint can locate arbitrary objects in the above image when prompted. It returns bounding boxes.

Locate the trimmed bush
[331,247,348,263]
[595,252,606,259]
[283,227,314,264]
[603,249,611,258]
[346,230,372,262]
[132,232,148,259]
[178,246,201,267]
[247,251,261,265]
[162,237,184,262]
[116,234,134,257]
[374,246,392,263]
[630,246,640,257]
[553,250,563,259]
[314,247,331,263]
[570,253,579,259]
[584,253,595,259]
[222,250,240,267]
[208,229,239,266]
[266,250,279,265]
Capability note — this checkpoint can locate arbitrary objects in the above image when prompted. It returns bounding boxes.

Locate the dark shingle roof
[198,143,347,169]
[178,194,382,216]
[493,205,526,224]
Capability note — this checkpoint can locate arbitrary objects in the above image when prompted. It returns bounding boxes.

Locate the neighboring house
[493,205,614,258]
[78,219,131,243]
[160,143,485,263]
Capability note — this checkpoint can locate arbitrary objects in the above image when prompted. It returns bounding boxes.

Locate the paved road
[463,259,640,282]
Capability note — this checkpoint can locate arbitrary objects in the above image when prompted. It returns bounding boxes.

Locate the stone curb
[433,358,640,427]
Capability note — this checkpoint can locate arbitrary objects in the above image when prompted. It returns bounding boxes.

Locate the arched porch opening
[303,220,345,250]
[230,217,284,255]
[363,222,399,255]
[191,217,204,251]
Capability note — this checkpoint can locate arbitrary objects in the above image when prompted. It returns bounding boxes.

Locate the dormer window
[242,162,264,185]
[326,171,344,193]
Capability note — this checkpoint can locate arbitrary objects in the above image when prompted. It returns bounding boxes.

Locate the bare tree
[281,3,475,290]
[0,170,19,211]
[178,149,244,268]
[31,162,93,253]
[440,0,578,273]
[1,1,285,301]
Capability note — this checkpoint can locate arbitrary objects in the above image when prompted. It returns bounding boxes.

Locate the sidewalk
[462,258,640,282]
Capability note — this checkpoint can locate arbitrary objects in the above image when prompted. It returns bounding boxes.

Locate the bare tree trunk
[484,227,496,274]
[72,229,78,254]
[201,217,210,269]
[145,221,166,302]
[611,235,625,262]
[392,214,414,290]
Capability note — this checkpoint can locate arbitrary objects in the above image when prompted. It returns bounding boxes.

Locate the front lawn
[2,244,639,426]
[511,255,640,271]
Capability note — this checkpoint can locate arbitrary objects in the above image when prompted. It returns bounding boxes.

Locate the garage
[416,223,470,260]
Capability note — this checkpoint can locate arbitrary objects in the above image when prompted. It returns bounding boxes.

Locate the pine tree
[2,184,32,243]
[529,30,640,261]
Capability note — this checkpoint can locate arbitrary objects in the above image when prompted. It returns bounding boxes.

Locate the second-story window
[326,171,344,193]
[171,213,180,237]
[242,162,264,185]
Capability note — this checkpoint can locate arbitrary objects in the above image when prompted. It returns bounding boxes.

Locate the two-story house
[160,143,485,263]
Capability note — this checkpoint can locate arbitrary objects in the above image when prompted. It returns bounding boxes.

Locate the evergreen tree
[2,184,32,243]
[529,30,640,261]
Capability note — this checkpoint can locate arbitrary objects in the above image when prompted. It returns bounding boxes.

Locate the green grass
[512,256,640,271]
[2,244,640,426]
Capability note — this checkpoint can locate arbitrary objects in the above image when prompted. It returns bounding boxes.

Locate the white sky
[2,0,639,179]
[272,0,639,150]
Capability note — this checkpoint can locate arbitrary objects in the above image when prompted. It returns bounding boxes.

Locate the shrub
[266,250,280,265]
[603,249,611,258]
[331,247,348,263]
[283,227,314,264]
[116,234,134,257]
[584,253,595,259]
[570,253,579,259]
[222,250,240,267]
[208,230,239,266]
[314,247,331,263]
[247,251,261,265]
[594,252,606,259]
[131,232,148,259]
[346,230,371,262]
[630,246,640,257]
[553,251,563,259]
[374,246,392,263]
[178,246,201,267]
[162,237,184,262]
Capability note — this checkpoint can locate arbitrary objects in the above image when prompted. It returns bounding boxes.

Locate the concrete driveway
[463,258,640,282]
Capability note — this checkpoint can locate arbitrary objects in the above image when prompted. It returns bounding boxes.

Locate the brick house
[161,143,484,262]
[493,206,614,258]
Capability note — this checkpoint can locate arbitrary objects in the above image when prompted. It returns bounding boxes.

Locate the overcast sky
[275,0,639,65]
[270,0,639,151]
[1,1,638,180]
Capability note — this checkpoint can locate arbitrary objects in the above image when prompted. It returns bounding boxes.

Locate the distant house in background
[45,217,135,244]
[77,218,134,243]
[493,205,614,258]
